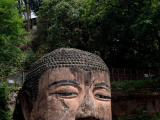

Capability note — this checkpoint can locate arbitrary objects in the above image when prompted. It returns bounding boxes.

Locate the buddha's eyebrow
[94,82,110,89]
[48,79,80,87]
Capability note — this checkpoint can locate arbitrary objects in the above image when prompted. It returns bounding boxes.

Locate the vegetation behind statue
[32,0,160,74]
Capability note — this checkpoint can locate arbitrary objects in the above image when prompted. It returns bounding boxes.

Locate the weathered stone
[112,92,160,118]
[8,91,18,114]
[21,48,112,120]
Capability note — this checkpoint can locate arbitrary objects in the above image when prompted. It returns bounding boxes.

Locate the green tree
[32,0,159,74]
[80,0,143,68]
[131,1,160,75]
[32,0,85,58]
[81,0,159,71]
[0,0,27,77]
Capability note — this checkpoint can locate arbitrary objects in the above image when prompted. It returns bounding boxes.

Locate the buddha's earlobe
[21,91,33,120]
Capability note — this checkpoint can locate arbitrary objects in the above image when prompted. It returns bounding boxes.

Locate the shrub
[0,84,12,120]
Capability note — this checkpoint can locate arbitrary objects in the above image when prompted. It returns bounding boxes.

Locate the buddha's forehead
[39,67,110,89]
[23,48,110,101]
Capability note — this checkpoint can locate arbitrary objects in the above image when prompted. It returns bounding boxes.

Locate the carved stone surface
[112,93,160,117]
[21,48,111,120]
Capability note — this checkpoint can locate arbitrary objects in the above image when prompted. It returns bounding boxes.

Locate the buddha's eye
[95,94,111,99]
[56,93,77,96]
[48,85,79,98]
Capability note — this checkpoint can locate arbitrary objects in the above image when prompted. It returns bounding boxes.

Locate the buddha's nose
[76,93,97,118]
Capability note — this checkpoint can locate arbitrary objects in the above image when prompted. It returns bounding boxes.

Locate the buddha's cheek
[33,90,48,120]
[47,96,77,120]
[96,101,112,120]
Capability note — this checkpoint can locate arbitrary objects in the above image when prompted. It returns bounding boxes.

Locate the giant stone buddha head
[21,48,111,120]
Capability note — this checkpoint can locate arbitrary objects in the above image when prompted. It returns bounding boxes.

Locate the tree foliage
[0,84,12,120]
[81,0,159,69]
[29,0,160,73]
[0,0,27,77]
[32,0,84,58]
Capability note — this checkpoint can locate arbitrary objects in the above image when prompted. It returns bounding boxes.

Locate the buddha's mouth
[76,117,100,120]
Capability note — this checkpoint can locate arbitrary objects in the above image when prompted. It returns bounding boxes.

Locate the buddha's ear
[21,91,33,120]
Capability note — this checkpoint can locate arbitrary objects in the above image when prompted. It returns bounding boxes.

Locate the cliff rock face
[8,90,19,114]
[112,92,160,117]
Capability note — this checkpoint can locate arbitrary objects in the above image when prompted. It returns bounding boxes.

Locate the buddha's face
[23,67,111,120]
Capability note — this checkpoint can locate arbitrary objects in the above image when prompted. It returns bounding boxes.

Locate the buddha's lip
[76,117,100,120]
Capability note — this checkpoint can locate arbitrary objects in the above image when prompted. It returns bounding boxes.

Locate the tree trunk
[157,33,160,77]
[158,37,160,77]
[26,0,30,32]
[154,27,160,77]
